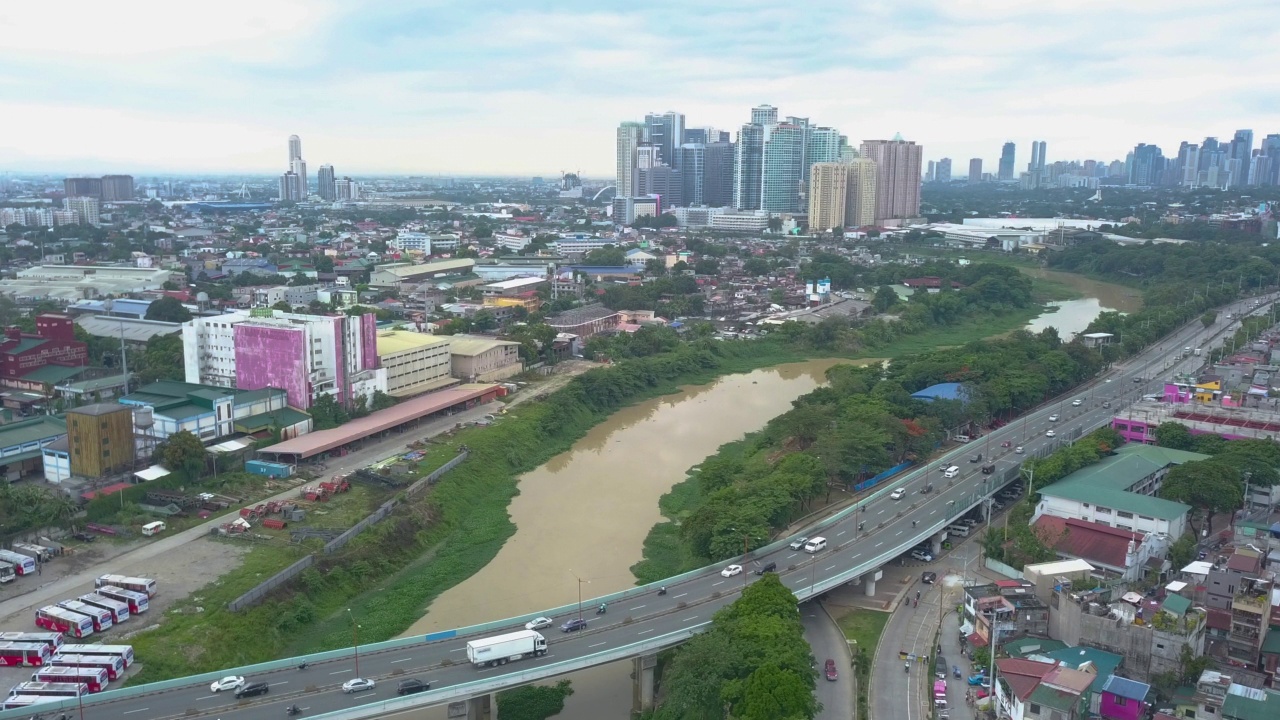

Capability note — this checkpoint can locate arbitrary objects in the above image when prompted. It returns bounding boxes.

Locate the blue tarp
[911,382,969,402]
[853,461,914,493]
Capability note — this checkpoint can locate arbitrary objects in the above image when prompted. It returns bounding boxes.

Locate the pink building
[1098,675,1150,720]
[232,312,379,409]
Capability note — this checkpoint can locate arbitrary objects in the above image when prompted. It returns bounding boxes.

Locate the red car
[825,658,838,681]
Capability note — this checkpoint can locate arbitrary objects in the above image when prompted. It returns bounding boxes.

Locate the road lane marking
[391,658,412,663]
[712,580,724,586]
[330,670,348,675]
[682,616,699,622]
[123,709,150,715]
[451,647,466,652]
[787,553,797,559]
[630,605,645,611]
[836,531,845,536]
[673,592,687,599]
[636,629,654,636]
[197,695,217,700]
[273,681,288,685]
[590,641,609,646]
[825,565,836,571]
[875,541,884,548]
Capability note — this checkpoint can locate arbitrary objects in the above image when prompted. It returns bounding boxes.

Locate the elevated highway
[4,294,1270,720]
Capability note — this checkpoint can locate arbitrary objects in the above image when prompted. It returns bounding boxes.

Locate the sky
[3,0,1280,178]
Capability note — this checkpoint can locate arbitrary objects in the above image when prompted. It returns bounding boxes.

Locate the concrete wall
[235,324,308,409]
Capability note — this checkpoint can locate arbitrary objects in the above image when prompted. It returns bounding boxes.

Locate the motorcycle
[1001,441,1011,448]
[286,705,302,716]
[904,662,910,673]
[657,586,667,596]
[297,662,309,670]
[596,604,607,615]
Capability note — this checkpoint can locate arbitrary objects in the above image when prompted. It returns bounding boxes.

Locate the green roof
[0,416,66,451]
[1042,646,1122,695]
[4,338,47,355]
[235,407,311,432]
[1039,444,1205,521]
[1004,637,1067,658]
[160,403,215,421]
[0,447,49,463]
[1261,629,1280,655]
[1222,689,1279,720]
[21,364,86,385]
[233,388,283,405]
[1028,683,1082,712]
[1161,593,1191,618]
[64,374,128,393]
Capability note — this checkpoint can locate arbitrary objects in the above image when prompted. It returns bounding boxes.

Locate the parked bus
[35,607,93,639]
[59,644,134,669]
[31,665,107,693]
[0,641,52,667]
[0,550,36,575]
[95,574,156,598]
[0,632,63,651]
[51,653,124,681]
[95,586,148,614]
[78,593,129,624]
[1,695,55,710]
[0,559,14,583]
[56,600,113,633]
[8,681,87,698]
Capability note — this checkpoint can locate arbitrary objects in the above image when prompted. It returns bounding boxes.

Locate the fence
[227,555,314,611]
[984,557,1023,579]
[853,461,913,493]
[228,451,469,611]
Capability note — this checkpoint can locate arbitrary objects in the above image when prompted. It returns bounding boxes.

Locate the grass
[837,609,892,720]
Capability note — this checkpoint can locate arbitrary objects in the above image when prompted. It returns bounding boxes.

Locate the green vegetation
[497,680,575,720]
[837,610,891,720]
[0,483,79,539]
[1151,425,1280,534]
[641,574,817,720]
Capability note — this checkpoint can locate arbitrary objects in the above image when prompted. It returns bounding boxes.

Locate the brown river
[397,270,1135,719]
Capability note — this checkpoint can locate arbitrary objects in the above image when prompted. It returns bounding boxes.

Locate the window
[1096,506,1111,515]
[1205,705,1216,714]
[1030,703,1042,715]
[1114,696,1127,706]
[1117,511,1134,519]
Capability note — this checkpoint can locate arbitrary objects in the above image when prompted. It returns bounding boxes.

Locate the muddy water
[402,358,873,720]
[1020,267,1143,339]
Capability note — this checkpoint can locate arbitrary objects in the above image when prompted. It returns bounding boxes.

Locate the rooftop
[1033,516,1144,568]
[0,416,67,450]
[443,335,520,357]
[66,402,131,417]
[1037,444,1204,521]
[482,277,547,291]
[376,330,451,356]
[374,259,476,278]
[1102,675,1151,702]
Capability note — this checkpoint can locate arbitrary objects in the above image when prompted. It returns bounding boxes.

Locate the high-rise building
[936,158,952,183]
[1027,140,1047,176]
[290,158,308,198]
[734,124,764,210]
[926,160,936,183]
[859,136,922,222]
[63,178,102,198]
[751,105,778,126]
[288,135,303,162]
[808,163,848,231]
[679,144,706,207]
[317,165,336,201]
[968,158,983,184]
[683,128,708,145]
[335,177,359,200]
[279,171,302,202]
[807,127,844,173]
[998,142,1016,181]
[638,165,683,208]
[644,112,685,168]
[761,123,805,212]
[703,141,735,207]
[100,175,135,202]
[786,116,810,185]
[1230,129,1254,183]
[616,121,645,197]
[843,158,877,228]
[64,196,100,225]
[283,134,307,200]
[1261,134,1280,185]
[1128,143,1165,186]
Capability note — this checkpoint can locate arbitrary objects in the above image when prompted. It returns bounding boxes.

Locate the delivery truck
[465,629,547,668]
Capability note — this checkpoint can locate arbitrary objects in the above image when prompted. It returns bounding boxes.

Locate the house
[1203,549,1273,669]
[1188,669,1280,720]
[0,315,88,388]
[1097,676,1150,720]
[1031,516,1169,582]
[902,276,965,292]
[992,658,1093,720]
[962,580,1050,647]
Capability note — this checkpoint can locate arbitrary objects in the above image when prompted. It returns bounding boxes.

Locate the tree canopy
[145,296,192,323]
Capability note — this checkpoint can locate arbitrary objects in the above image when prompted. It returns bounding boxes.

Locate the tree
[742,257,771,276]
[471,310,498,332]
[1153,422,1195,450]
[644,257,667,276]
[1168,533,1197,569]
[767,217,784,232]
[162,430,207,479]
[314,254,335,273]
[694,258,720,276]
[369,391,398,412]
[144,296,192,323]
[1160,460,1242,534]
[271,300,293,312]
[872,285,899,312]
[308,394,350,430]
[495,680,574,720]
[732,665,819,720]
[135,334,185,384]
[1201,311,1216,327]
[584,246,626,266]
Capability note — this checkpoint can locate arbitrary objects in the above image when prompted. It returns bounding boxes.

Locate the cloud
[1,0,1277,175]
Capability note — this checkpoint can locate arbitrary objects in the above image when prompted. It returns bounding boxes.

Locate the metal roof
[376,330,450,356]
[76,315,182,343]
[443,335,520,357]
[0,416,66,451]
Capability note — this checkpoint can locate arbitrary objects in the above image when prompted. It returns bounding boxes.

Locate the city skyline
[2,1,1278,176]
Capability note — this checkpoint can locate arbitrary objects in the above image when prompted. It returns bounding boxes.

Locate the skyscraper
[761,122,805,212]
[644,112,685,168]
[843,158,877,228]
[808,163,848,231]
[683,128,708,145]
[807,127,844,171]
[734,123,764,210]
[288,135,303,163]
[751,105,778,126]
[679,144,706,207]
[968,158,983,184]
[1028,140,1047,176]
[859,137,922,223]
[317,165,336,201]
[998,142,1016,181]
[63,178,102,198]
[616,121,645,197]
[279,171,301,202]
[926,160,936,183]
[100,175,135,202]
[1128,143,1165,186]
[703,141,735,207]
[285,134,307,199]
[335,177,359,200]
[936,158,952,183]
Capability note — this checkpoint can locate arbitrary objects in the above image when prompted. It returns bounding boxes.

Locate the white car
[890,487,907,500]
[1071,399,1082,407]
[1045,430,1056,438]
[910,550,934,562]
[210,676,246,693]
[525,616,553,630]
[1048,414,1059,422]
[342,678,376,694]
[1014,446,1024,454]
[721,564,743,577]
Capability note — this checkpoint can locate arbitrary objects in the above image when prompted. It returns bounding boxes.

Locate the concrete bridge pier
[862,567,882,596]
[931,531,947,557]
[466,693,492,720]
[632,652,658,713]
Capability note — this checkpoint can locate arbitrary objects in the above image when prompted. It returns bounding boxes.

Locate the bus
[35,607,93,638]
[0,632,63,651]
[1,695,56,710]
[51,653,125,681]
[0,559,14,583]
[59,644,134,669]
[0,549,36,575]
[96,586,148,614]
[8,681,87,698]
[31,665,108,693]
[95,574,157,598]
[79,593,130,624]
[56,600,113,633]
[0,641,52,667]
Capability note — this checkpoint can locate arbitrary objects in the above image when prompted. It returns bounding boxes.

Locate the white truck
[466,629,548,668]
[1194,348,1202,356]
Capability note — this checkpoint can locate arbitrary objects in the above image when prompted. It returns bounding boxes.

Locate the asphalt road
[802,603,854,720]
[11,294,1272,720]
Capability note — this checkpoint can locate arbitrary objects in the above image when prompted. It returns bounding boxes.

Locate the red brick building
[1,314,88,380]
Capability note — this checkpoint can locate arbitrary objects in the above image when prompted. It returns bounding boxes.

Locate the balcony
[1232,594,1267,614]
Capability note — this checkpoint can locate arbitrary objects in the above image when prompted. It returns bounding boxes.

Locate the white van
[943,466,960,479]
[803,537,827,553]
[141,521,166,537]
[947,524,970,538]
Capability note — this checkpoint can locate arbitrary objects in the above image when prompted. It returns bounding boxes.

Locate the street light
[570,571,589,621]
[346,608,361,677]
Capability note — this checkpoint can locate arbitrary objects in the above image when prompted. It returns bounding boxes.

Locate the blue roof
[911,382,969,402]
[1101,675,1150,702]
[567,266,642,274]
[71,298,153,318]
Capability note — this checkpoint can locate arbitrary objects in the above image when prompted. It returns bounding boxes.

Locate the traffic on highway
[6,294,1271,720]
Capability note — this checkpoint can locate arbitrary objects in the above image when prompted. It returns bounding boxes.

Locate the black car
[235,682,270,699]
[969,453,982,463]
[72,532,96,543]
[397,678,431,695]
[561,618,588,633]
[981,464,995,475]
[921,571,937,584]
[754,561,777,575]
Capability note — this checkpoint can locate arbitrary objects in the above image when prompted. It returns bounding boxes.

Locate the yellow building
[375,331,456,398]
[808,163,848,232]
[844,158,877,227]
